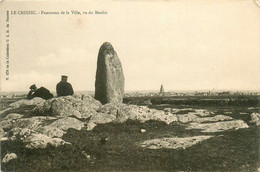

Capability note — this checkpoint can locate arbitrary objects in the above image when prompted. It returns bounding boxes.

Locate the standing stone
[95,42,125,104]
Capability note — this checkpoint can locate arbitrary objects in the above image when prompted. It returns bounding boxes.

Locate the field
[1,95,260,171]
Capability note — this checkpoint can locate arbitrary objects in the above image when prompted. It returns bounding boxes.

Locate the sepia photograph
[0,0,260,171]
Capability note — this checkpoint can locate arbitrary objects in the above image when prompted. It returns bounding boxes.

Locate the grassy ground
[1,97,260,171]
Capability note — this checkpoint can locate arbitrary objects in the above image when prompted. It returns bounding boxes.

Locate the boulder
[36,126,65,138]
[177,114,198,123]
[13,116,57,131]
[0,119,13,130]
[186,120,249,132]
[87,104,178,130]
[2,153,17,163]
[89,113,116,125]
[9,97,45,108]
[9,127,70,149]
[250,113,260,126]
[48,117,85,131]
[140,136,213,149]
[82,94,102,110]
[193,109,211,117]
[34,96,97,119]
[124,105,178,124]
[95,42,125,104]
[24,133,70,149]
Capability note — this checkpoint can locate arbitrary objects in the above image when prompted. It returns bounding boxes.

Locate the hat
[61,75,68,78]
[30,84,36,89]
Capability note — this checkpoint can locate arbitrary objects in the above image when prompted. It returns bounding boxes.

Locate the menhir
[95,42,125,104]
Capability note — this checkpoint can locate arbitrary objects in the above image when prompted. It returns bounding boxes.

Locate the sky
[1,0,260,92]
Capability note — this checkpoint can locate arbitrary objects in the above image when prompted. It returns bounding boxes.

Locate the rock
[82,151,91,159]
[10,128,35,141]
[127,105,178,124]
[9,97,45,108]
[140,136,213,149]
[4,113,24,120]
[177,114,198,123]
[87,122,97,131]
[82,94,102,110]
[140,129,146,133]
[1,137,8,141]
[177,113,232,124]
[6,116,83,140]
[73,94,102,110]
[164,108,172,113]
[194,115,233,123]
[9,127,70,149]
[95,42,125,104]
[186,120,249,132]
[170,108,181,114]
[250,113,260,126]
[96,103,120,115]
[89,113,116,125]
[25,133,70,149]
[193,109,211,117]
[14,116,57,131]
[87,104,178,130]
[86,103,121,130]
[95,103,128,123]
[183,109,211,117]
[240,112,248,115]
[48,117,85,131]
[0,119,13,130]
[34,96,97,119]
[36,126,65,138]
[224,112,232,115]
[2,153,17,163]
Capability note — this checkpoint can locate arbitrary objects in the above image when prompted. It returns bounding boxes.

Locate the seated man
[56,75,74,97]
[27,84,54,100]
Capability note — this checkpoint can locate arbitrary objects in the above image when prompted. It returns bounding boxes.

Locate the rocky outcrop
[1,115,85,149]
[87,103,178,130]
[140,136,213,149]
[186,120,249,132]
[1,94,253,151]
[48,117,85,131]
[177,114,232,124]
[34,96,98,119]
[10,128,70,149]
[95,42,125,104]
[9,97,45,108]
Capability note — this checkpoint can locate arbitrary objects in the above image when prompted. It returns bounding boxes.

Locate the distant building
[159,84,165,95]
[217,91,231,96]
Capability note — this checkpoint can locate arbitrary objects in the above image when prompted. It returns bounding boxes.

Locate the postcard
[0,0,260,171]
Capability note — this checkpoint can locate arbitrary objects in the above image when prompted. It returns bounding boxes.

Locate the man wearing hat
[27,84,54,100]
[56,75,74,97]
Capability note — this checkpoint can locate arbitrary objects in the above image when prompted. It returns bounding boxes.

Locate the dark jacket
[56,81,74,97]
[27,87,54,100]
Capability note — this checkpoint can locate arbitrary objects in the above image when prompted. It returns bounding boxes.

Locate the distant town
[1,87,259,99]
